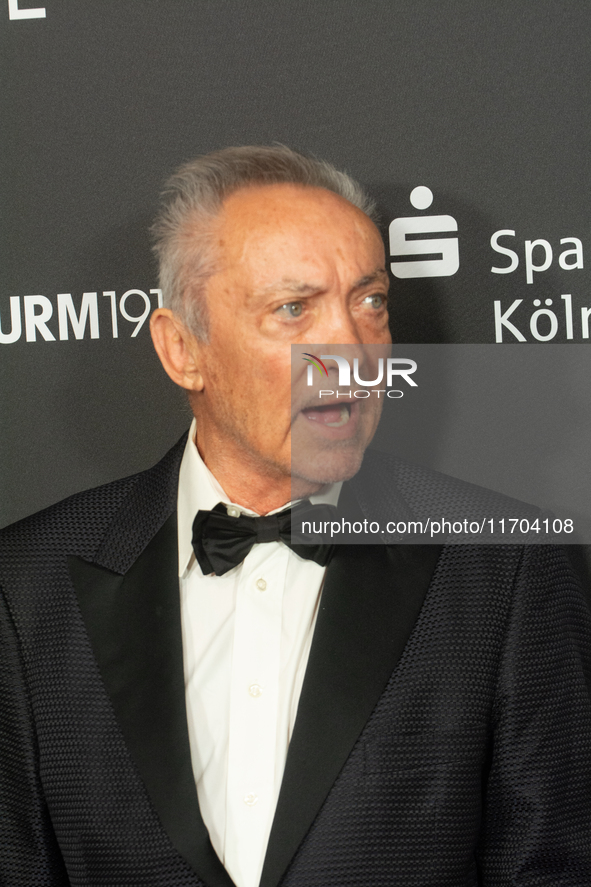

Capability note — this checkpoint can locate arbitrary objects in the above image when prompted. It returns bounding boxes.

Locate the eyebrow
[352,269,389,289]
[259,268,389,297]
[260,279,320,296]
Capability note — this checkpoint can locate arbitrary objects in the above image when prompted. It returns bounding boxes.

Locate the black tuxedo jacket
[1,433,591,886]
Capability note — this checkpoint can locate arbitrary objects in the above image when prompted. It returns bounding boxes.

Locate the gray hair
[151,145,378,339]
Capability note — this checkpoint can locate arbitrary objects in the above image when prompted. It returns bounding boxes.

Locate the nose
[308,299,378,378]
[315,301,363,346]
[311,310,367,382]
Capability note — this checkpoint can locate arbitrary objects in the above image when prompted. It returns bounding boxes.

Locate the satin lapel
[260,540,442,887]
[68,513,235,887]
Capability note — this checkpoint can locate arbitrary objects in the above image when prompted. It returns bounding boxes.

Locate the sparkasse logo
[8,0,46,19]
[389,186,459,279]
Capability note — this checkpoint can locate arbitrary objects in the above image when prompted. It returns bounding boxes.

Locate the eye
[363,293,386,310]
[276,301,304,318]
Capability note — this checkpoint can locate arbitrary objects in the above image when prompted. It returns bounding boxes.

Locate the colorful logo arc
[302,352,329,376]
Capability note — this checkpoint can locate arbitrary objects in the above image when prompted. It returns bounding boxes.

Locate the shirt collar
[177,418,342,577]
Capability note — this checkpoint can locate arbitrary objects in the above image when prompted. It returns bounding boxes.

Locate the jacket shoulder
[361,448,540,521]
[0,432,188,565]
[0,471,140,565]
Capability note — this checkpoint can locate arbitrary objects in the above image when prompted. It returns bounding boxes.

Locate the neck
[192,425,321,515]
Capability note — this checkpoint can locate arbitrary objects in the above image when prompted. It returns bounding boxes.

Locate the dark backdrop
[2,1,590,551]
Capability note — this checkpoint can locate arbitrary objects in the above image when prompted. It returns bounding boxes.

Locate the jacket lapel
[260,539,442,887]
[66,434,441,887]
[68,434,235,887]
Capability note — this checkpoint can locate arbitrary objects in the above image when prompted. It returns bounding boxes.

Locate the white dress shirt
[177,420,340,887]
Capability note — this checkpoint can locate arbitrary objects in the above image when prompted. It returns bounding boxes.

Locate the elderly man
[1,146,590,887]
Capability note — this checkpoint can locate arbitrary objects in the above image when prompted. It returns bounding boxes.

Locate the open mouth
[301,403,352,428]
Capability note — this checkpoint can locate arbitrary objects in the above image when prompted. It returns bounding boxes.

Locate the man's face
[189,183,391,496]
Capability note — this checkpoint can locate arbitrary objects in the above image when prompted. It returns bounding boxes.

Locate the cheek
[246,369,293,448]
[202,336,255,394]
[203,341,292,439]
[204,359,235,397]
[252,352,293,404]
[359,308,391,340]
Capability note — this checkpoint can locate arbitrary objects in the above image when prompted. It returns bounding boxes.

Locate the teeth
[326,406,351,427]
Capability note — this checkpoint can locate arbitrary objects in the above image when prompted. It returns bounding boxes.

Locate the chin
[291,444,366,487]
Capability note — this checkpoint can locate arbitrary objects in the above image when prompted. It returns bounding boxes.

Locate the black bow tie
[192,501,336,576]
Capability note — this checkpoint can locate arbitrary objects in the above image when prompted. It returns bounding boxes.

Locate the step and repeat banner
[2,0,590,585]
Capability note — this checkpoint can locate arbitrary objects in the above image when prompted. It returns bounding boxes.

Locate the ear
[150,308,205,392]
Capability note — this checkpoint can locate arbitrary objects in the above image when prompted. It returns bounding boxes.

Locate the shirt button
[244,793,258,806]
[256,578,267,591]
[248,683,263,698]
[227,505,241,518]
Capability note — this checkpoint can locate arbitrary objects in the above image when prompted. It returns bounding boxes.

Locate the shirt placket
[224,542,289,887]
